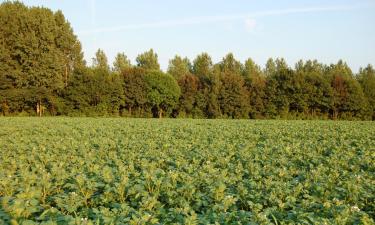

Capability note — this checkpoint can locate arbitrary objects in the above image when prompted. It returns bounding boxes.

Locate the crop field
[0,118,374,224]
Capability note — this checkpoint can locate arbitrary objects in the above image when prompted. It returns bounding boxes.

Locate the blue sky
[13,0,375,72]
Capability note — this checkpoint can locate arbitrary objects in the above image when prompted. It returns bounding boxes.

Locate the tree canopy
[0,1,373,120]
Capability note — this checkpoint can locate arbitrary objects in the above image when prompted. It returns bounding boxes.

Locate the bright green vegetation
[0,118,374,224]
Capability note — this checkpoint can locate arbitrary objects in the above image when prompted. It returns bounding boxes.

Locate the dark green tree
[243,58,266,118]
[295,60,333,118]
[122,67,149,117]
[0,2,84,116]
[176,74,200,117]
[64,68,124,116]
[357,65,375,119]
[327,60,366,119]
[192,53,222,118]
[264,58,293,118]
[218,73,249,118]
[217,54,248,118]
[144,71,181,118]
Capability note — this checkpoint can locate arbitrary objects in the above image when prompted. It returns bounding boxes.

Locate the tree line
[1,2,375,120]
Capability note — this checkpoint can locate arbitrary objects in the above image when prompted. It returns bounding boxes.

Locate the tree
[64,68,124,116]
[92,49,109,72]
[264,58,293,117]
[288,61,309,115]
[357,65,375,119]
[177,74,199,117]
[144,71,181,118]
[122,67,149,116]
[54,10,85,88]
[192,53,222,118]
[113,52,131,74]
[217,54,248,118]
[0,2,84,116]
[295,60,332,118]
[243,58,266,118]
[136,49,160,71]
[218,73,249,118]
[167,55,192,80]
[327,60,366,119]
[264,58,276,77]
[192,53,213,80]
[219,53,243,76]
[0,2,373,120]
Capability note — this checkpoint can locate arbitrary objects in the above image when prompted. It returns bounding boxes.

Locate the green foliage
[167,55,192,80]
[92,49,110,72]
[219,53,243,76]
[0,1,373,120]
[144,71,181,118]
[327,61,367,119]
[243,58,266,118]
[217,54,249,118]
[192,53,213,80]
[136,49,160,71]
[296,60,333,117]
[113,52,131,74]
[0,1,84,116]
[121,67,149,117]
[63,68,125,116]
[357,65,375,119]
[176,74,199,117]
[0,118,374,224]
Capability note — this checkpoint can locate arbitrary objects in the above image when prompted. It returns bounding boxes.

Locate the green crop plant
[0,118,374,224]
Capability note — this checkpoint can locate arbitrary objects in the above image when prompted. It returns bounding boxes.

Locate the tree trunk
[332,109,338,120]
[36,100,43,117]
[65,64,68,88]
[36,102,40,117]
[158,108,163,118]
[129,106,132,116]
[1,101,8,116]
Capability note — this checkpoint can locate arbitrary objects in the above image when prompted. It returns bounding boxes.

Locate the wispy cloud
[244,18,257,32]
[77,4,366,35]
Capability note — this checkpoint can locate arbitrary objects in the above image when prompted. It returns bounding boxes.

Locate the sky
[11,0,375,72]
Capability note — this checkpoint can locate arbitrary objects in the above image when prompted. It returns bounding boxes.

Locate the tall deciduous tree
[193,53,213,80]
[92,49,109,72]
[136,49,160,71]
[357,65,375,119]
[327,60,366,119]
[219,73,249,118]
[243,58,266,118]
[219,53,243,76]
[122,67,149,116]
[264,58,293,117]
[176,74,199,117]
[167,55,192,80]
[113,52,131,74]
[217,53,248,118]
[64,68,124,116]
[296,60,332,118]
[144,71,180,118]
[192,53,222,118]
[0,1,84,116]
